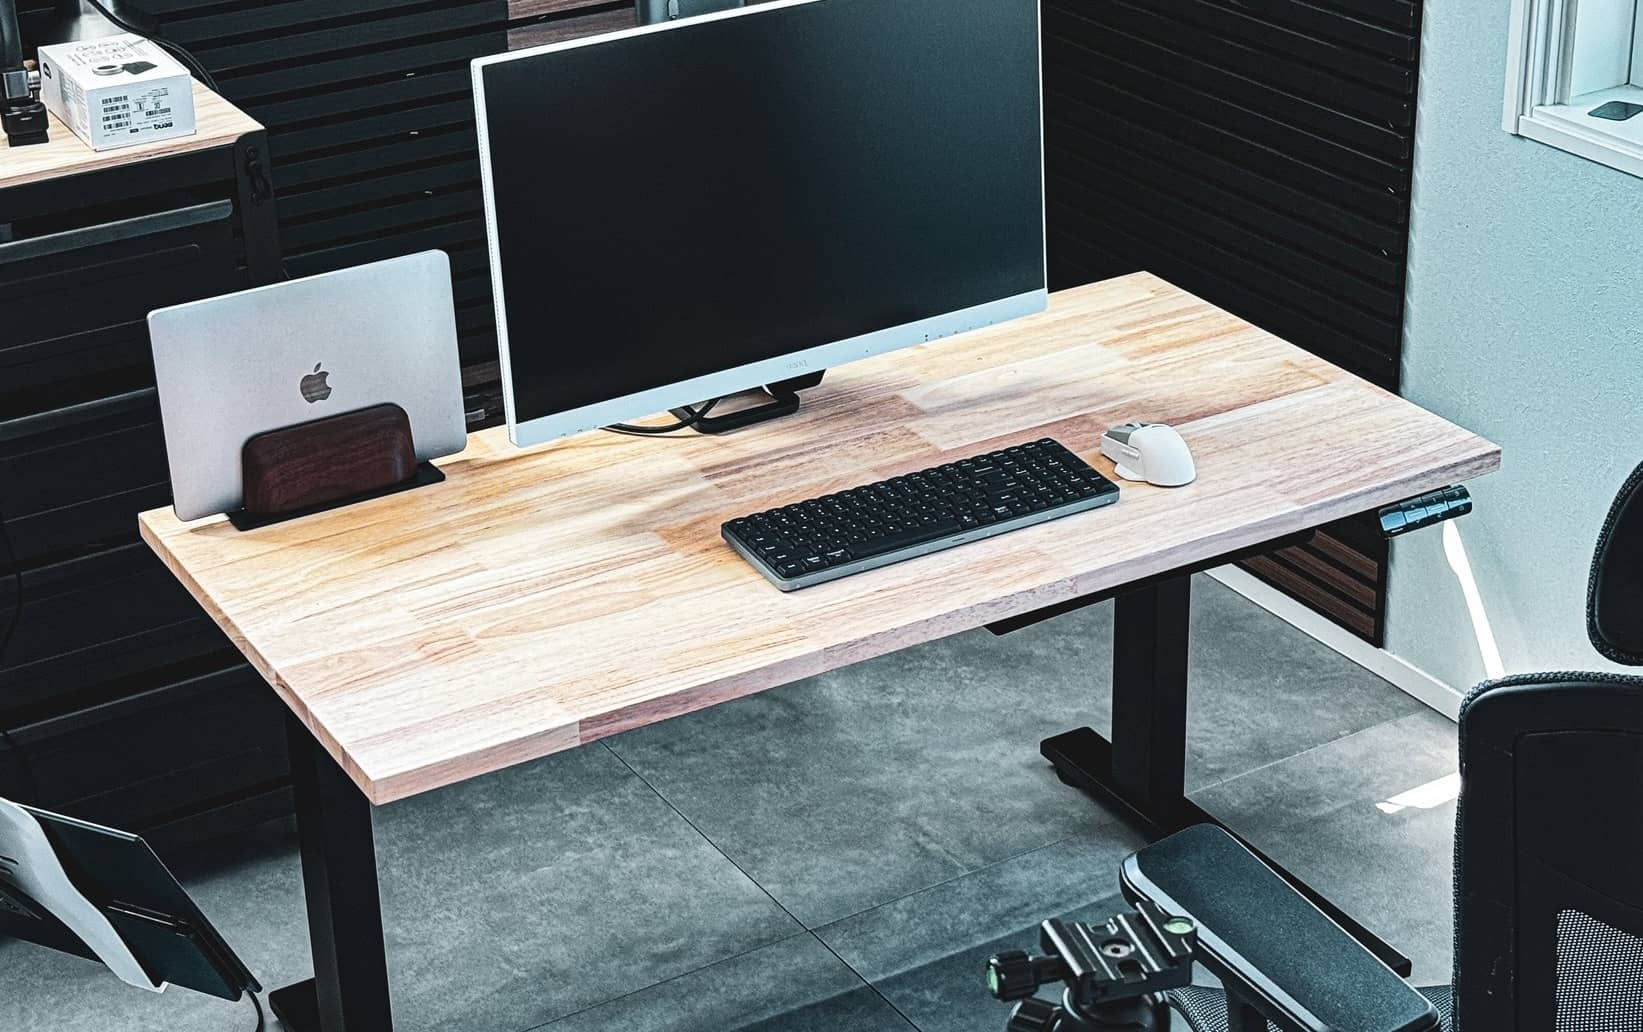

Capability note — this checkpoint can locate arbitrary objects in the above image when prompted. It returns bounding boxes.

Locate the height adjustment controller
[1378,485,1472,538]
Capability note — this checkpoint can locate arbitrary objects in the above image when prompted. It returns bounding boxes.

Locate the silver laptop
[149,251,469,521]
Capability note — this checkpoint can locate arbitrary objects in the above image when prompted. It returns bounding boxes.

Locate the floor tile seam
[512,928,820,1032]
[1185,708,1440,800]
[801,929,925,1032]
[811,829,1094,955]
[598,740,810,929]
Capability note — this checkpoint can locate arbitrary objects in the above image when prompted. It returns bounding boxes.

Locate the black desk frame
[268,528,1411,1031]
[268,715,392,1032]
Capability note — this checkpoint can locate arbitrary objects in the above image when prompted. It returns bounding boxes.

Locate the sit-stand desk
[139,273,1500,1031]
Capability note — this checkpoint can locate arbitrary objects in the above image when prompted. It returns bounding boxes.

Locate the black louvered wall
[136,0,515,425]
[1043,0,1423,643]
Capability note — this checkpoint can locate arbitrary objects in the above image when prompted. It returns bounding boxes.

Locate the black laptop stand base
[228,463,445,531]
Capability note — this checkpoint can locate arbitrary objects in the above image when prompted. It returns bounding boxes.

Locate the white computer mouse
[1100,422,1196,487]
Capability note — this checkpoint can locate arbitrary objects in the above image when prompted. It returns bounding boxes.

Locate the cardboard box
[38,35,196,152]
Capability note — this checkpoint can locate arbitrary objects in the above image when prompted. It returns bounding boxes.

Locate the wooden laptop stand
[228,402,445,531]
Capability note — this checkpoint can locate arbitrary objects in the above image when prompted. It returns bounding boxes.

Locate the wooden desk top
[139,274,1500,805]
[0,81,260,191]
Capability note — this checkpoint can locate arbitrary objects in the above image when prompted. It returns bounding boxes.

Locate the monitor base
[672,371,825,435]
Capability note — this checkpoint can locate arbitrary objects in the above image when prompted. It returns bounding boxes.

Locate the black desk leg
[269,714,394,1032]
[1039,575,1415,978]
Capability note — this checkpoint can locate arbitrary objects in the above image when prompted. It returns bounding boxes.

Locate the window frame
[1505,0,1643,178]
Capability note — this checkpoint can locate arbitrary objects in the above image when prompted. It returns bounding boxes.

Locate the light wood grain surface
[139,274,1500,805]
[0,81,260,191]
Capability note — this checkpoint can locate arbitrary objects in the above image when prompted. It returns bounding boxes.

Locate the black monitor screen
[477,0,1044,432]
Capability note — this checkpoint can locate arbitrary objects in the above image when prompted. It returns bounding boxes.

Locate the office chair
[1117,461,1643,1032]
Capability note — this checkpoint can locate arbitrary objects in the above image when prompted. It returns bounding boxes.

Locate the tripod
[986,901,1197,1031]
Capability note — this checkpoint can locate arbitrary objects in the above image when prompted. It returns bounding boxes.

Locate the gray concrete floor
[2,576,1460,1032]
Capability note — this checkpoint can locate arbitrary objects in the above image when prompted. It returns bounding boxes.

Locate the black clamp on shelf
[227,402,445,531]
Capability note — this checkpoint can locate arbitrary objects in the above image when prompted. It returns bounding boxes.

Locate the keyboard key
[851,518,962,560]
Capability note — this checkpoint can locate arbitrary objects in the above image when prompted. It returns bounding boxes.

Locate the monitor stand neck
[671,371,825,435]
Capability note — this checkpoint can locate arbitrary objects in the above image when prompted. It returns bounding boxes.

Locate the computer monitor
[472,0,1046,448]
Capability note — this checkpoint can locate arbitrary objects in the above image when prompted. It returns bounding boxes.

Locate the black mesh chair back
[1454,460,1643,1030]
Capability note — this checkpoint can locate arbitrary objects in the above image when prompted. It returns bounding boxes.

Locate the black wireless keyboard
[722,438,1120,590]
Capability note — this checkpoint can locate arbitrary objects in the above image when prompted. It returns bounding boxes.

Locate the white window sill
[1523,83,1643,179]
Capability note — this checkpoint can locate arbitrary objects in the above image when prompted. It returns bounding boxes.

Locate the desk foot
[269,980,321,1031]
[1041,725,1415,978]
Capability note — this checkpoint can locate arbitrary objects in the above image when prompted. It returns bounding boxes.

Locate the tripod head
[986,900,1197,1031]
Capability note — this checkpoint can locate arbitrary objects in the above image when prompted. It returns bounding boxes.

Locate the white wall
[1389,0,1643,692]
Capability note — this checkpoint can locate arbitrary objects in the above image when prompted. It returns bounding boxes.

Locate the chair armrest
[1119,825,1439,1032]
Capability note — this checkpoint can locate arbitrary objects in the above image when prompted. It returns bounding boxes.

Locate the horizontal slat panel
[183,5,503,72]
[1047,194,1398,380]
[1241,552,1377,639]
[1046,85,1405,249]
[216,32,503,101]
[0,391,168,567]
[278,190,483,252]
[1090,0,1413,126]
[1138,0,1413,92]
[1052,126,1405,291]
[281,222,490,280]
[273,125,479,190]
[161,0,489,40]
[275,159,481,221]
[1229,0,1416,56]
[269,98,480,164]
[241,66,476,128]
[1044,22,1407,180]
[0,545,228,716]
[0,662,287,835]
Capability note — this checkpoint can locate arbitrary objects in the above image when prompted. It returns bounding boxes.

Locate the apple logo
[300,363,332,403]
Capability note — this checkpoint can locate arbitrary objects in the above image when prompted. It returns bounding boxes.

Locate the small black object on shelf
[1,95,47,146]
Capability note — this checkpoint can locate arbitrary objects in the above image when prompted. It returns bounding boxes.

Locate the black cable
[248,988,265,1032]
[82,0,220,92]
[603,398,720,437]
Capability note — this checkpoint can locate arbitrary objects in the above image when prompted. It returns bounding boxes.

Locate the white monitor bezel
[472,0,1049,449]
